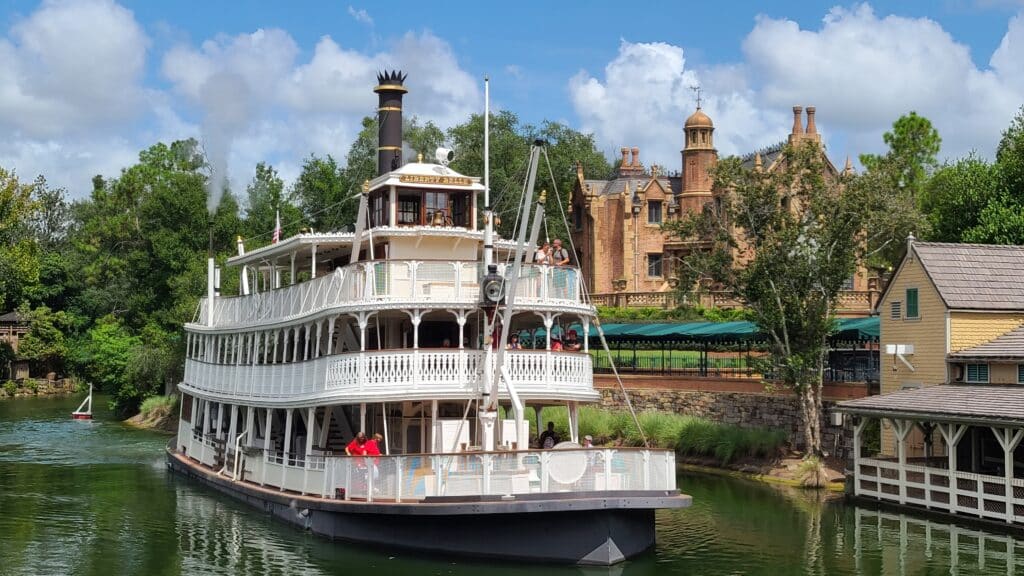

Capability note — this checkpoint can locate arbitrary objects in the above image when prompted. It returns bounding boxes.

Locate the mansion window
[647,200,663,224]
[966,363,989,384]
[574,207,583,231]
[905,288,919,319]
[841,275,855,291]
[647,253,663,277]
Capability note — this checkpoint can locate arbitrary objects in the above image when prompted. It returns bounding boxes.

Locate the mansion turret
[570,105,873,314]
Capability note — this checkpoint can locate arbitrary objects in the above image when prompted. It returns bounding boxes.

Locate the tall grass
[518,405,787,466]
[139,394,178,417]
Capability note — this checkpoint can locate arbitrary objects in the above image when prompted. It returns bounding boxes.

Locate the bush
[3,380,16,397]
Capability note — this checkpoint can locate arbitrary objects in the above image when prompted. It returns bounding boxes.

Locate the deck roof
[836,384,1024,426]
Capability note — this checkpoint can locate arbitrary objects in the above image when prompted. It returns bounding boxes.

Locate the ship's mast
[483,76,493,269]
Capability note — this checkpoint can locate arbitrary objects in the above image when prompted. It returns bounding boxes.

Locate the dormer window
[648,201,663,224]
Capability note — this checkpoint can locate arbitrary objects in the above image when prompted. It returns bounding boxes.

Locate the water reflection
[852,508,1023,576]
[4,396,1024,576]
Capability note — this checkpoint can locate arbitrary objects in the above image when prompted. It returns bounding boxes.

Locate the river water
[2,395,1023,576]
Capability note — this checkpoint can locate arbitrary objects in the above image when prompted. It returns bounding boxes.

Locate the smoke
[199,72,252,215]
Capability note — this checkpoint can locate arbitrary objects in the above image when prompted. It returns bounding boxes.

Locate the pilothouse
[167,71,690,565]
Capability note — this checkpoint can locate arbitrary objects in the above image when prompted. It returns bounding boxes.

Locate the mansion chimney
[631,147,640,167]
[620,147,629,166]
[374,70,408,175]
[791,106,804,136]
[805,106,817,135]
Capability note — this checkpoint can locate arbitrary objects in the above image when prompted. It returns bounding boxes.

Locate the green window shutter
[967,364,989,383]
[1018,364,1024,384]
[905,288,919,318]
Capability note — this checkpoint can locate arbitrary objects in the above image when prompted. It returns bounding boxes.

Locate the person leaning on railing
[550,239,571,299]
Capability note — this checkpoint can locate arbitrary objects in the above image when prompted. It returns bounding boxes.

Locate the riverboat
[167,71,690,565]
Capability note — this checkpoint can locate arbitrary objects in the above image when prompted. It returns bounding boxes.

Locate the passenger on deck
[345,432,368,456]
[563,330,581,352]
[550,337,563,352]
[508,334,522,349]
[539,421,560,449]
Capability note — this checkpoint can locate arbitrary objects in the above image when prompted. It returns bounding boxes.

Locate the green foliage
[15,304,70,375]
[665,141,888,456]
[0,167,40,311]
[292,153,357,234]
[3,381,15,396]
[243,162,303,244]
[920,154,1000,243]
[595,305,750,323]
[859,111,941,197]
[529,406,786,465]
[70,316,141,417]
[797,456,828,488]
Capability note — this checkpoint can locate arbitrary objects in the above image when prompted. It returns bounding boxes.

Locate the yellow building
[839,239,1024,526]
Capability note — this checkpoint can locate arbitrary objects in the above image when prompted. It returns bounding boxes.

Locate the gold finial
[538,189,547,204]
[417,152,423,163]
[362,179,370,193]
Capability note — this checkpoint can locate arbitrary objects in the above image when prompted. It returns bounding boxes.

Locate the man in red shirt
[365,433,383,456]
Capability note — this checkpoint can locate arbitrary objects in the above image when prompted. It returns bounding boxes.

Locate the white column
[939,422,967,511]
[227,404,239,454]
[305,407,316,468]
[853,417,867,497]
[892,418,913,505]
[582,317,590,352]
[214,402,225,442]
[282,409,294,467]
[543,314,553,350]
[991,426,1024,523]
[289,252,296,285]
[327,317,336,355]
[292,327,301,361]
[245,406,255,448]
[431,400,439,452]
[411,309,422,349]
[568,401,579,444]
[315,321,323,358]
[319,406,333,449]
[360,403,367,434]
[382,402,391,455]
[310,243,318,279]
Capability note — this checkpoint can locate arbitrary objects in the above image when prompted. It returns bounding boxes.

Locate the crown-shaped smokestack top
[374,70,408,175]
[376,70,408,87]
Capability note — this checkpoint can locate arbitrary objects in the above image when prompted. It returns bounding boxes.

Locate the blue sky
[0,0,1021,198]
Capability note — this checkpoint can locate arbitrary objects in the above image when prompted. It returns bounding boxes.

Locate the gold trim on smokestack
[374,84,408,93]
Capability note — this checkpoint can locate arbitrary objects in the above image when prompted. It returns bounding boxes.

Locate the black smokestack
[374,70,407,175]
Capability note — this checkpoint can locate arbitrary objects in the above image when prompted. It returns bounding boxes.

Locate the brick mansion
[569,105,877,316]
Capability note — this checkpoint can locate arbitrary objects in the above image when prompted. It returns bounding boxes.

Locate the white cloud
[347,6,373,26]
[569,5,1024,171]
[0,0,148,138]
[160,28,479,203]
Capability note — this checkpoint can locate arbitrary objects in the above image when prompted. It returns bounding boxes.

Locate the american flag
[272,210,281,244]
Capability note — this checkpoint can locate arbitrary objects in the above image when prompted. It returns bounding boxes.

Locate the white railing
[237,448,676,501]
[500,264,582,306]
[197,260,590,329]
[856,457,1024,524]
[184,349,597,402]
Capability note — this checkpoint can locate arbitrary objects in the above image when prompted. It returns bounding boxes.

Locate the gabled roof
[0,311,25,323]
[911,242,1024,311]
[948,324,1024,360]
[837,384,1024,426]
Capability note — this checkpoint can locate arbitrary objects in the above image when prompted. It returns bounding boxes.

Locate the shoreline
[677,460,846,492]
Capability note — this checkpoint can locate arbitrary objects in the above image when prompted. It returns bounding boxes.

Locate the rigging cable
[539,147,649,448]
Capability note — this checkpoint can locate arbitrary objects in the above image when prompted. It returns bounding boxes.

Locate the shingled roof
[837,384,1024,425]
[912,241,1024,311]
[948,324,1024,360]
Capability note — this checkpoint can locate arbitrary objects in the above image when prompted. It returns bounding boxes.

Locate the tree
[0,167,39,311]
[16,304,70,376]
[859,111,941,198]
[856,112,939,269]
[292,154,356,233]
[70,315,140,416]
[665,142,872,456]
[919,106,1024,245]
[243,162,302,245]
[920,155,999,243]
[404,116,446,159]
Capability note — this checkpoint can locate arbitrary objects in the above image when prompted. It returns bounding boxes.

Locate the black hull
[166,448,690,565]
